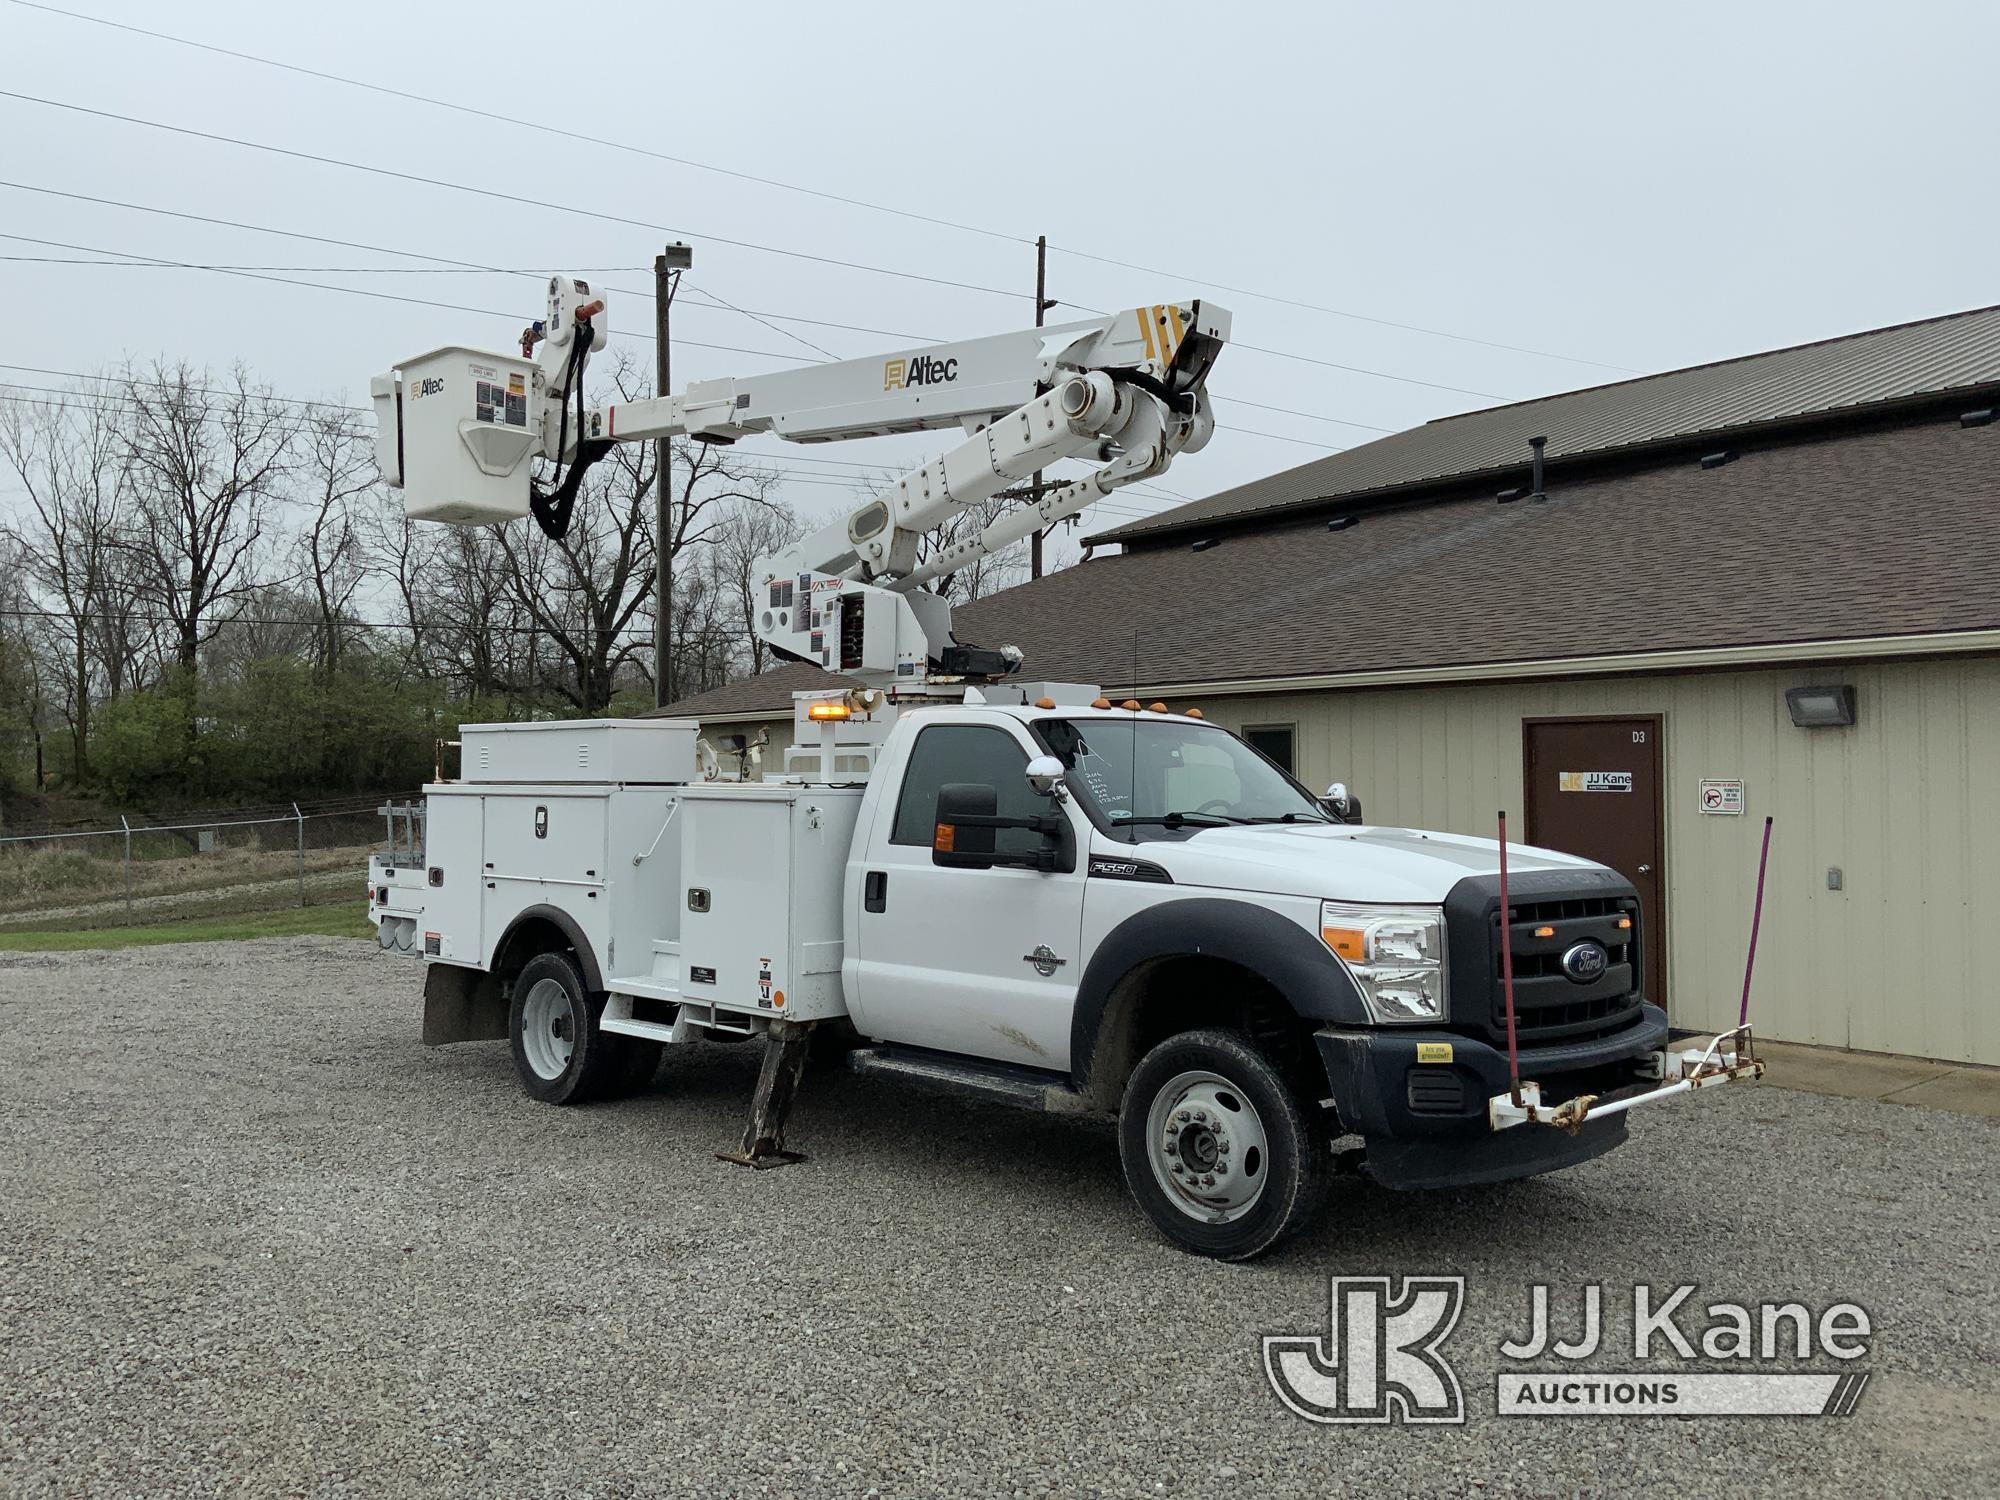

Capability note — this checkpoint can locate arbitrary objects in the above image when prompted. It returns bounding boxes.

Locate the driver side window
[890,724,1045,858]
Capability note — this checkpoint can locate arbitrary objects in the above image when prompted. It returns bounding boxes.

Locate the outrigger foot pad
[717,1018,815,1170]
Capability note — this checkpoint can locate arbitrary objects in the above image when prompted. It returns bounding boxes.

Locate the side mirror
[1322,781,1364,825]
[932,782,997,867]
[1025,754,1068,800]
[932,782,1072,871]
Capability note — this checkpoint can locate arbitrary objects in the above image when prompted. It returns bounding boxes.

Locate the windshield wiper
[1245,811,1333,824]
[1115,811,1244,828]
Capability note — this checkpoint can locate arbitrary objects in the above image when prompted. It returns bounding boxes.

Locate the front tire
[508,951,629,1105]
[1118,1028,1330,1261]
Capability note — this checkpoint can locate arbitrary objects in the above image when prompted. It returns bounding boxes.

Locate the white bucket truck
[366,279,1760,1259]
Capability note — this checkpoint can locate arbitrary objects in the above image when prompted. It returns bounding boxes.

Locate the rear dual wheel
[509,951,660,1104]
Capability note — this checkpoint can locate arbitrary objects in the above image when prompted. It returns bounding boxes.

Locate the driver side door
[849,721,1086,1071]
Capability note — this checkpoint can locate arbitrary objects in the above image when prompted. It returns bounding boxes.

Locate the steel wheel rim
[520,978,575,1081]
[1144,1068,1271,1224]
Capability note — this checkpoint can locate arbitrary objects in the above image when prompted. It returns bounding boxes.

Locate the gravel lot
[1,937,1994,1498]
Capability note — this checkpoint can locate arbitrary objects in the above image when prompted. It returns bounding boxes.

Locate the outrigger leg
[717,1019,814,1169]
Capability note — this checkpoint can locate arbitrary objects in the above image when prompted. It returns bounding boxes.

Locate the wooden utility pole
[653,243,692,708]
[1029,234,1056,578]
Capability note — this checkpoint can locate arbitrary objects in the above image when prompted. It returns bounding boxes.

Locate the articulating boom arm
[370,276,1230,690]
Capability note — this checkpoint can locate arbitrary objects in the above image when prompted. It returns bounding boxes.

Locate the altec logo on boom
[883,354,958,391]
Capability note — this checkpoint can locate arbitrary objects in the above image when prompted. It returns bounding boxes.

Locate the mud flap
[421,963,506,1046]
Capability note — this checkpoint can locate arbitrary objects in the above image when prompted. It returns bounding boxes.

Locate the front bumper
[1314,1005,1763,1190]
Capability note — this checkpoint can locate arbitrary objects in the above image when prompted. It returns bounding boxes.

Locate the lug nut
[1201,1175,1216,1187]
[1175,1110,1191,1123]
[1163,1142,1177,1156]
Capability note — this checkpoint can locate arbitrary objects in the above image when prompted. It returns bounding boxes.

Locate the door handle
[1637,864,1653,874]
[864,870,888,913]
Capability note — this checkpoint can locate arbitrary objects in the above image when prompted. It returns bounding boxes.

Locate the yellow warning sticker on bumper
[1416,1042,1454,1064]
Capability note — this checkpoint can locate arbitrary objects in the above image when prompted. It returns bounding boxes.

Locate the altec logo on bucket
[883,354,958,391]
[1264,1278,1873,1424]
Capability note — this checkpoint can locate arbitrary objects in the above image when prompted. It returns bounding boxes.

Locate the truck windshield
[1034,717,1328,835]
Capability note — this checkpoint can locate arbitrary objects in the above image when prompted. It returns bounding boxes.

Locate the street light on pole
[654,241,693,709]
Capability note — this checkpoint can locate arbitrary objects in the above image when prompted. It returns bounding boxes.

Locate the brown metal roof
[1092,303,2000,545]
[659,412,2000,719]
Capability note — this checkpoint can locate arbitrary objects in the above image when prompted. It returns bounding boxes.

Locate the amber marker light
[1321,925,1367,962]
[807,701,851,721]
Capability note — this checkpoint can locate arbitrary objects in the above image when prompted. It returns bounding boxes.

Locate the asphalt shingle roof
[658,413,2000,721]
[1092,303,2000,545]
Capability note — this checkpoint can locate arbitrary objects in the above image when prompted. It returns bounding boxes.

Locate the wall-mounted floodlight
[1785,685,1857,728]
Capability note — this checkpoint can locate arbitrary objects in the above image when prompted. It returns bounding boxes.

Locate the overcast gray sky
[3,0,1996,543]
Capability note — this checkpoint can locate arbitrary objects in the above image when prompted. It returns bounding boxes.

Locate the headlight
[1320,900,1448,1023]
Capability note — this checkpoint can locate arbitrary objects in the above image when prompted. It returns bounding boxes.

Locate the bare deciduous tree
[658,434,784,702]
[297,409,377,676]
[713,498,805,678]
[119,361,294,678]
[494,359,662,713]
[0,385,131,775]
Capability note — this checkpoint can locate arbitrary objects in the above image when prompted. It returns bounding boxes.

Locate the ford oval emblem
[1561,940,1609,984]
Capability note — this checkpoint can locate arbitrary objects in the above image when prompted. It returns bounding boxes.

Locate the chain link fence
[0,795,422,930]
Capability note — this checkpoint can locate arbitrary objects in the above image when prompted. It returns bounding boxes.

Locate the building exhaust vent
[1700,449,1738,469]
[1527,435,1548,503]
[1191,537,1220,552]
[1327,515,1357,531]
[1962,407,1996,429]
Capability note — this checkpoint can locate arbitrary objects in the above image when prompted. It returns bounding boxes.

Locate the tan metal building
[661,307,2000,1066]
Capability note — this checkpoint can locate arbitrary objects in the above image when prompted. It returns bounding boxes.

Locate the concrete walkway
[1757,1038,2000,1118]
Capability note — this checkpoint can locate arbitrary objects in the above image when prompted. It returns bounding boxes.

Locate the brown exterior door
[1523,716,1667,1015]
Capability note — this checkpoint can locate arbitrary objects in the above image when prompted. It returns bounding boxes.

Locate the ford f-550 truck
[365,278,1759,1260]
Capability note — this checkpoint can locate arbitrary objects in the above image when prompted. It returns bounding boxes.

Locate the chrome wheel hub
[1145,1069,1270,1224]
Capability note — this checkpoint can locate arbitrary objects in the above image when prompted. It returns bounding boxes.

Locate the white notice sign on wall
[1699,779,1745,815]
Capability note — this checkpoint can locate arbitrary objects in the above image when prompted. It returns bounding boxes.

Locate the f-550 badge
[1022,944,1067,977]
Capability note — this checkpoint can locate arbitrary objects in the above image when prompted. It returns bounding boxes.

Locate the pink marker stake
[1739,815,1775,1030]
[1497,810,1522,1106]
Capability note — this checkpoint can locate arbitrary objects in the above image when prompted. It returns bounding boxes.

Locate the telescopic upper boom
[370,277,1230,689]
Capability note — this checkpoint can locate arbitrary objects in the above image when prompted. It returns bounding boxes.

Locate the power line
[1046,243,1639,374]
[0,231,816,363]
[1230,343,1506,401]
[0,96,1533,403]
[1210,394,1392,434]
[2,0,1033,252]
[0,90,1034,303]
[0,384,891,493]
[4,0,1634,375]
[0,602,709,646]
[0,255,662,274]
[0,182,945,345]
